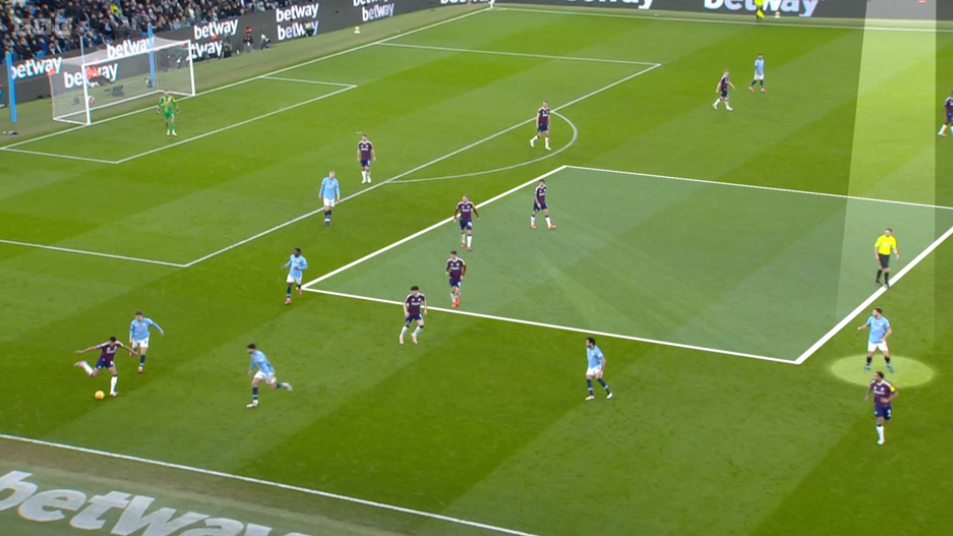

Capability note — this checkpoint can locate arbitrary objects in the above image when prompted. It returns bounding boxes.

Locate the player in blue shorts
[400,286,427,345]
[74,336,136,397]
[530,101,551,151]
[246,343,292,409]
[713,69,735,111]
[939,91,953,137]
[129,310,164,373]
[865,371,898,445]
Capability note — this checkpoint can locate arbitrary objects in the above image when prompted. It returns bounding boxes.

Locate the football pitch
[2,5,953,536]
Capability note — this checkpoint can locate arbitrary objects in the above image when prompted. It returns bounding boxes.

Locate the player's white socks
[713,98,720,108]
[545,216,552,227]
[400,326,409,337]
[545,138,550,150]
[531,216,536,225]
[530,137,536,147]
[361,170,366,183]
[940,125,947,135]
[726,105,733,111]
[110,375,118,394]
[466,235,472,248]
[79,362,93,375]
[413,326,422,335]
[366,171,371,184]
[876,424,884,442]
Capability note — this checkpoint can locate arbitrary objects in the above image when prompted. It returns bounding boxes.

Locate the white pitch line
[0,239,186,267]
[395,111,578,184]
[186,64,660,267]
[113,85,357,164]
[0,433,543,536]
[304,288,791,364]
[495,6,952,34]
[379,42,659,65]
[0,147,119,165]
[261,76,356,87]
[571,166,953,211]
[302,167,568,288]
[0,7,489,153]
[794,223,953,364]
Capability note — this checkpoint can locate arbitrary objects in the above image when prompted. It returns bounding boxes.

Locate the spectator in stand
[1,0,292,65]
[242,26,253,53]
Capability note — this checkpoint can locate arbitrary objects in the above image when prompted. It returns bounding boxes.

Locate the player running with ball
[157,90,180,136]
[75,336,136,398]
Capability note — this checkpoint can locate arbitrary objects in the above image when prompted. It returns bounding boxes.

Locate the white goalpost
[49,37,195,125]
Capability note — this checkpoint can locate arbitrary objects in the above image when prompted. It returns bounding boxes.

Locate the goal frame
[52,38,195,126]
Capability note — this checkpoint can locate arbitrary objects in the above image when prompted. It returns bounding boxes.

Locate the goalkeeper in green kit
[157,90,180,136]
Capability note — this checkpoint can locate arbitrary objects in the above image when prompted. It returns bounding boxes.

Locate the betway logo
[190,40,223,59]
[107,38,151,59]
[540,0,654,8]
[276,2,320,22]
[361,2,395,21]
[10,57,63,80]
[193,19,239,40]
[703,0,819,17]
[0,471,310,536]
[63,63,118,89]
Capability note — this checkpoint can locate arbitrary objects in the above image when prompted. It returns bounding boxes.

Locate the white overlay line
[0,239,186,267]
[0,148,118,165]
[378,42,660,65]
[0,433,542,536]
[571,166,953,211]
[302,167,568,287]
[304,288,791,364]
[185,64,660,267]
[794,223,953,364]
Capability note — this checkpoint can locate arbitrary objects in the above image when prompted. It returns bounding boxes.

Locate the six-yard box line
[301,164,953,366]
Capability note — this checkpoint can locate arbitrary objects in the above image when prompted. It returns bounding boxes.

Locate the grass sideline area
[1,5,952,536]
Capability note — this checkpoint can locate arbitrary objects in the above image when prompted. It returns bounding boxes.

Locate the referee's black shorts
[879,254,890,268]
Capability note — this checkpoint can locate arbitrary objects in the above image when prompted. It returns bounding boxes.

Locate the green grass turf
[312,166,953,361]
[2,5,953,536]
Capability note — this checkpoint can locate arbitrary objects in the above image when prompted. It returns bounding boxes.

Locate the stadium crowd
[1,0,291,64]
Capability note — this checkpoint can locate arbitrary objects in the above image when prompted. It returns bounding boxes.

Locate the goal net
[49,37,195,125]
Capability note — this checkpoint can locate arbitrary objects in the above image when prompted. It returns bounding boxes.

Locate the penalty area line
[794,222,953,365]
[0,239,186,267]
[304,288,793,364]
[0,433,543,536]
[301,166,569,289]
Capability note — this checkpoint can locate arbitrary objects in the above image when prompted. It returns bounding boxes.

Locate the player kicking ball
[713,69,735,111]
[128,310,164,373]
[400,286,427,345]
[530,101,551,151]
[75,336,136,398]
[246,343,292,408]
[446,251,466,308]
[283,247,308,305]
[584,337,613,401]
[156,90,180,136]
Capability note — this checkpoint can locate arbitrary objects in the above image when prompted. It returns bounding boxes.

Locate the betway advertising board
[498,0,867,18]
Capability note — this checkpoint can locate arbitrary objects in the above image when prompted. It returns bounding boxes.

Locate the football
[94,390,105,400]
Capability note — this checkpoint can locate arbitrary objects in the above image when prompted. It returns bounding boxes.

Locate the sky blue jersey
[320,177,340,200]
[284,254,308,279]
[866,316,890,343]
[129,318,162,340]
[754,58,765,75]
[249,350,275,375]
[587,345,604,369]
